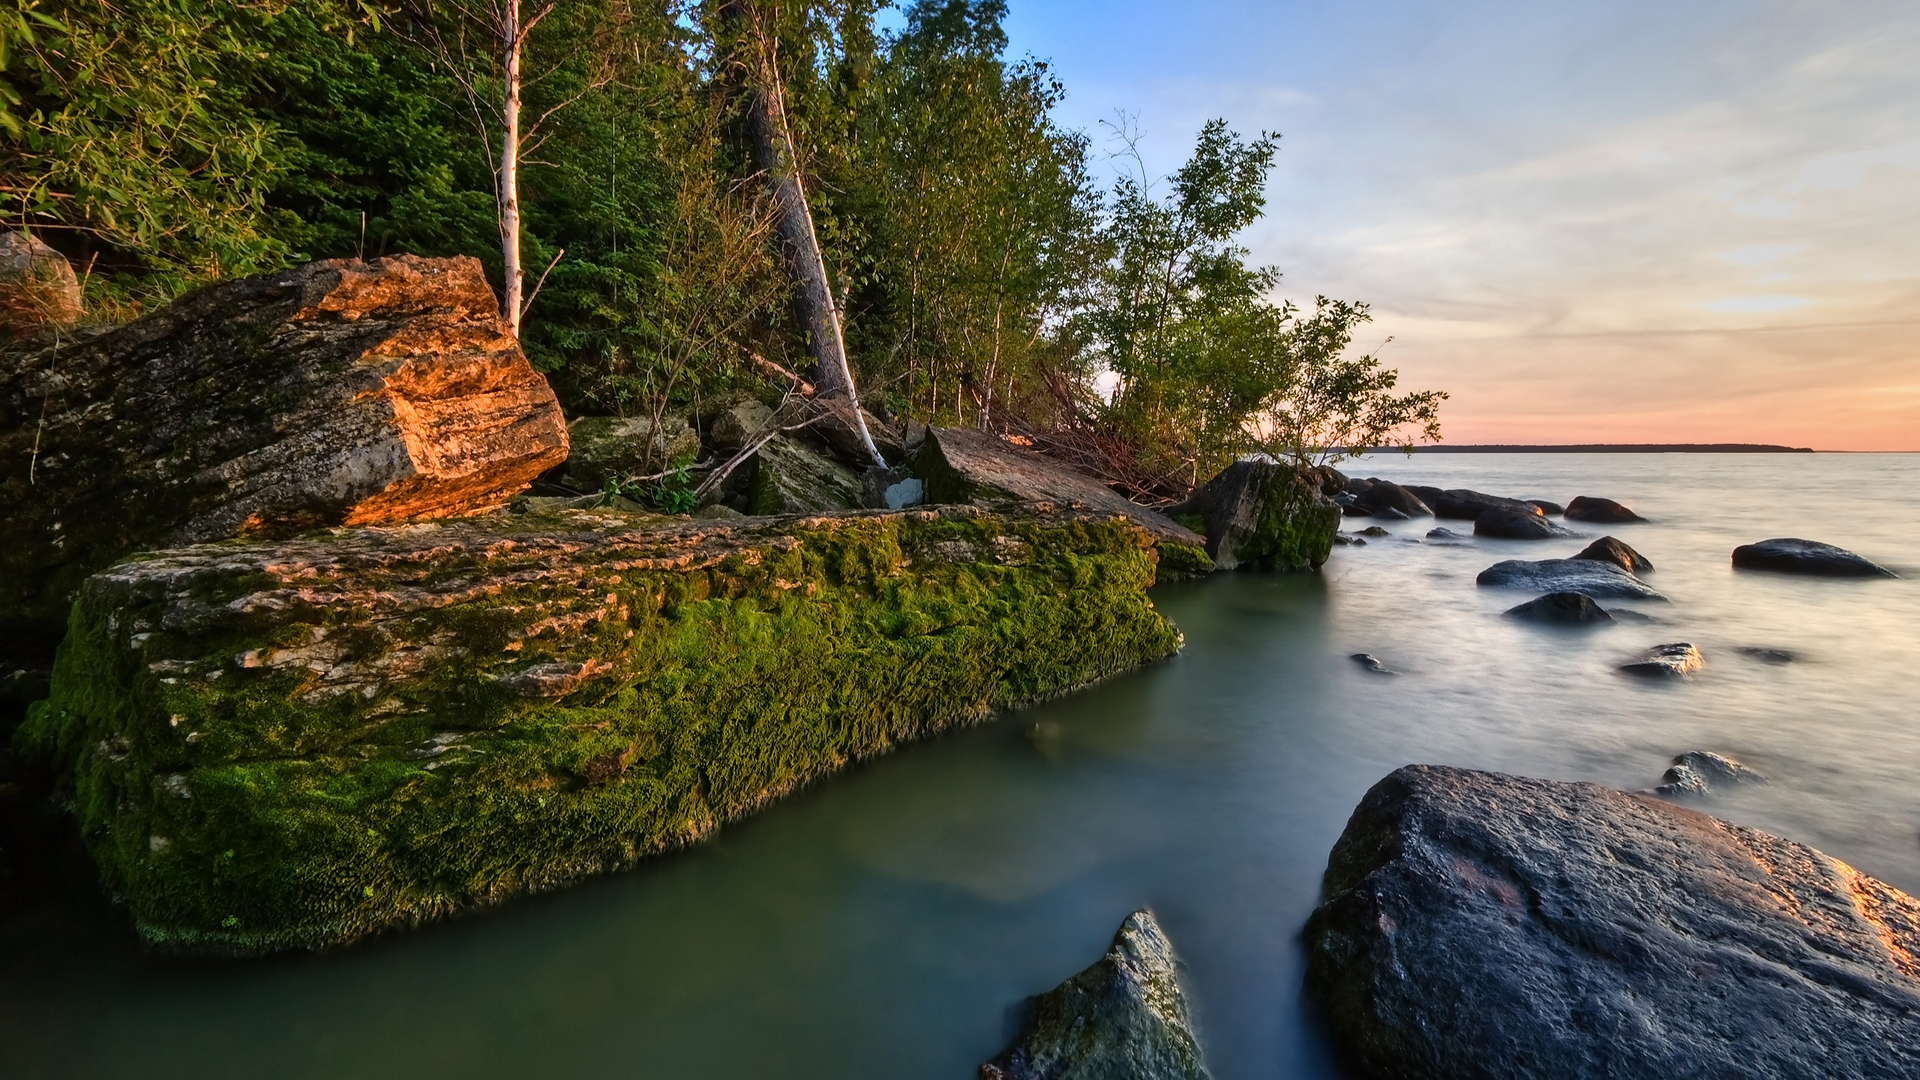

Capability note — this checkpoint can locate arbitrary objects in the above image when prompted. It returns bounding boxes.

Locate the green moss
[1240,471,1340,572]
[1153,542,1214,581]
[15,510,1181,954]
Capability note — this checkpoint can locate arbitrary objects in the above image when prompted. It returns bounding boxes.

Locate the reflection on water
[3,454,1916,1079]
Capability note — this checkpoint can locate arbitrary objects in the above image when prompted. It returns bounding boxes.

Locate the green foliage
[1260,297,1448,465]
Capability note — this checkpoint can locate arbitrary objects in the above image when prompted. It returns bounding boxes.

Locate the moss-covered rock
[747,435,864,514]
[561,414,702,490]
[1169,460,1340,571]
[14,505,1180,954]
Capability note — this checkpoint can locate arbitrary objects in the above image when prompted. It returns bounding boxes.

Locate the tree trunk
[725,3,884,468]
[499,0,525,336]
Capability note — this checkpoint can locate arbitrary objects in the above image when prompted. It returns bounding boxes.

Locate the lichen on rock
[1167,459,1339,571]
[14,504,1181,954]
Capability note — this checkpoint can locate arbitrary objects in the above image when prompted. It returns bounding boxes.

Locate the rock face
[980,910,1211,1080]
[1354,480,1431,517]
[1621,642,1703,677]
[1473,507,1571,540]
[1565,495,1645,523]
[1164,459,1339,572]
[561,414,702,490]
[1503,591,1612,624]
[1571,535,1653,574]
[1654,751,1765,796]
[1477,558,1666,600]
[1305,765,1920,1080]
[0,255,569,667]
[1732,538,1897,578]
[0,231,82,333]
[12,504,1182,954]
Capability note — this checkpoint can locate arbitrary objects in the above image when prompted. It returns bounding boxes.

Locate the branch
[520,246,565,320]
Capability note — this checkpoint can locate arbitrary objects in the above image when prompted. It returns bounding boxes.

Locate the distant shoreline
[1405,443,1816,454]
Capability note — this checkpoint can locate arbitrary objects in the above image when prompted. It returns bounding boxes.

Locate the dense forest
[0,0,1442,497]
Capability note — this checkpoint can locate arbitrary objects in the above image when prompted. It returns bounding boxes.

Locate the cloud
[1704,295,1811,313]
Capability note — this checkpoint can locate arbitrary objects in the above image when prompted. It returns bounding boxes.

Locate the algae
[16,508,1181,954]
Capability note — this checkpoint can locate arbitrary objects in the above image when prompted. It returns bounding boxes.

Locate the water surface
[4,453,1916,1078]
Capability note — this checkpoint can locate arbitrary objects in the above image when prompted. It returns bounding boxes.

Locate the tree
[1259,297,1446,465]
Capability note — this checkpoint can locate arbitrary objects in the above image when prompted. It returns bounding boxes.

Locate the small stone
[1653,751,1765,796]
[1565,495,1645,523]
[1425,527,1466,541]
[1358,525,1391,537]
[1503,591,1613,624]
[1734,646,1797,664]
[1351,653,1396,675]
[1620,642,1702,677]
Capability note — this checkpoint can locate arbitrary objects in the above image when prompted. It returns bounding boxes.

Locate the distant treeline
[1410,444,1816,454]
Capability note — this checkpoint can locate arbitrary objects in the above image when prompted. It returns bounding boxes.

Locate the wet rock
[0,254,568,668]
[1525,499,1564,516]
[1332,534,1364,546]
[1304,464,1350,497]
[746,435,864,514]
[0,231,82,333]
[1571,535,1653,574]
[1477,557,1666,600]
[1565,495,1646,523]
[1354,479,1432,517]
[1371,506,1410,521]
[1653,751,1765,796]
[1621,642,1702,677]
[1425,527,1466,541]
[1474,507,1572,540]
[980,910,1211,1080]
[1605,607,1659,623]
[922,427,1202,549]
[1162,459,1335,571]
[1305,765,1920,1080]
[562,414,702,491]
[1503,591,1613,624]
[1732,538,1896,578]
[1734,646,1797,664]
[1426,489,1541,521]
[1357,525,1391,538]
[1351,653,1396,675]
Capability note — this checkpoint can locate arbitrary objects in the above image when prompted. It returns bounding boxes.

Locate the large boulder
[1732,538,1897,578]
[11,504,1181,954]
[746,434,864,514]
[1421,488,1541,521]
[1305,765,1920,1080]
[1166,459,1340,571]
[1572,535,1653,574]
[0,255,568,667]
[1354,479,1431,517]
[1477,557,1666,599]
[0,230,82,333]
[1473,507,1571,540]
[561,414,702,491]
[1565,495,1645,523]
[981,910,1211,1080]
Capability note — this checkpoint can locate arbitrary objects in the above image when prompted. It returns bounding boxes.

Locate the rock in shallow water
[1161,459,1335,571]
[1620,641,1703,677]
[1477,557,1666,600]
[980,910,1211,1080]
[1565,495,1645,523]
[1571,535,1653,574]
[1503,591,1612,624]
[1653,750,1766,796]
[1732,538,1897,578]
[1350,653,1396,675]
[1305,764,1920,1080]
[1474,507,1572,540]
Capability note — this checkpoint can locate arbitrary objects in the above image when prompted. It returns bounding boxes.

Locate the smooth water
[5,454,1917,1079]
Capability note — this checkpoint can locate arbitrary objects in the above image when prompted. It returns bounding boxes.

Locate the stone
[1304,464,1350,497]
[1565,495,1646,523]
[1734,646,1796,664]
[883,477,924,510]
[0,231,82,334]
[1163,459,1338,571]
[1357,525,1391,537]
[1606,607,1659,622]
[561,414,702,491]
[1351,653,1395,674]
[699,394,777,452]
[1477,557,1667,600]
[1305,765,1920,1080]
[746,435,864,514]
[1621,641,1703,677]
[806,398,905,466]
[980,910,1211,1080]
[1525,499,1564,516]
[1354,479,1432,517]
[1732,538,1896,578]
[1425,527,1466,541]
[1371,506,1411,521]
[1653,750,1765,796]
[1571,535,1653,574]
[1425,488,1541,521]
[921,427,1204,550]
[0,254,568,669]
[1503,591,1613,624]
[1474,507,1572,540]
[12,504,1182,954]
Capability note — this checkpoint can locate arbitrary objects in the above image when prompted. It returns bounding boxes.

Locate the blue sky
[994,0,1920,448]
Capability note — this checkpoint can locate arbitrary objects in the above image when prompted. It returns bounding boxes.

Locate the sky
[994,0,1920,450]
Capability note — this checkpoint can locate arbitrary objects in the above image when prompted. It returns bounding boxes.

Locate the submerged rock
[1503,591,1613,624]
[1653,750,1766,796]
[1163,459,1336,572]
[1473,507,1572,540]
[1734,646,1797,664]
[1357,525,1390,538]
[980,910,1211,1080]
[0,255,569,667]
[1305,764,1920,1080]
[1425,527,1466,541]
[11,505,1182,954]
[1571,535,1653,574]
[1621,642,1703,677]
[1477,558,1666,600]
[1732,538,1896,578]
[1350,653,1396,675]
[1564,495,1645,523]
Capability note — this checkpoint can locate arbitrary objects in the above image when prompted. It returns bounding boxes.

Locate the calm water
[5,453,1917,1079]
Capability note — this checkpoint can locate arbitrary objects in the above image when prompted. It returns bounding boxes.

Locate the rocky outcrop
[0,231,82,334]
[1572,535,1653,574]
[1354,479,1431,517]
[1166,459,1339,571]
[1503,591,1612,624]
[1621,641,1703,677]
[1305,765,1920,1080]
[12,504,1182,954]
[920,428,1201,548]
[1565,495,1645,523]
[1473,507,1571,540]
[746,434,864,514]
[981,910,1210,1080]
[1732,538,1897,578]
[0,255,568,667]
[561,414,702,490]
[1653,751,1765,796]
[1477,557,1666,600]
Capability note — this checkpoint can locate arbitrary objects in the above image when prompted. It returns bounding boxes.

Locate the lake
[4,452,1915,1078]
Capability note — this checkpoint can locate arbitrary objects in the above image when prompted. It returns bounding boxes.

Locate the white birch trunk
[499,0,525,337]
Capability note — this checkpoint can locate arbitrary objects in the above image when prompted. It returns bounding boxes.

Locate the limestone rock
[1477,557,1666,600]
[12,504,1182,954]
[1572,535,1653,574]
[1503,591,1613,624]
[747,434,863,514]
[1565,495,1646,523]
[0,255,568,666]
[1621,641,1703,677]
[1732,538,1896,578]
[980,910,1211,1080]
[562,414,702,491]
[1305,765,1920,1080]
[0,231,82,334]
[1165,459,1338,571]
[921,427,1202,549]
